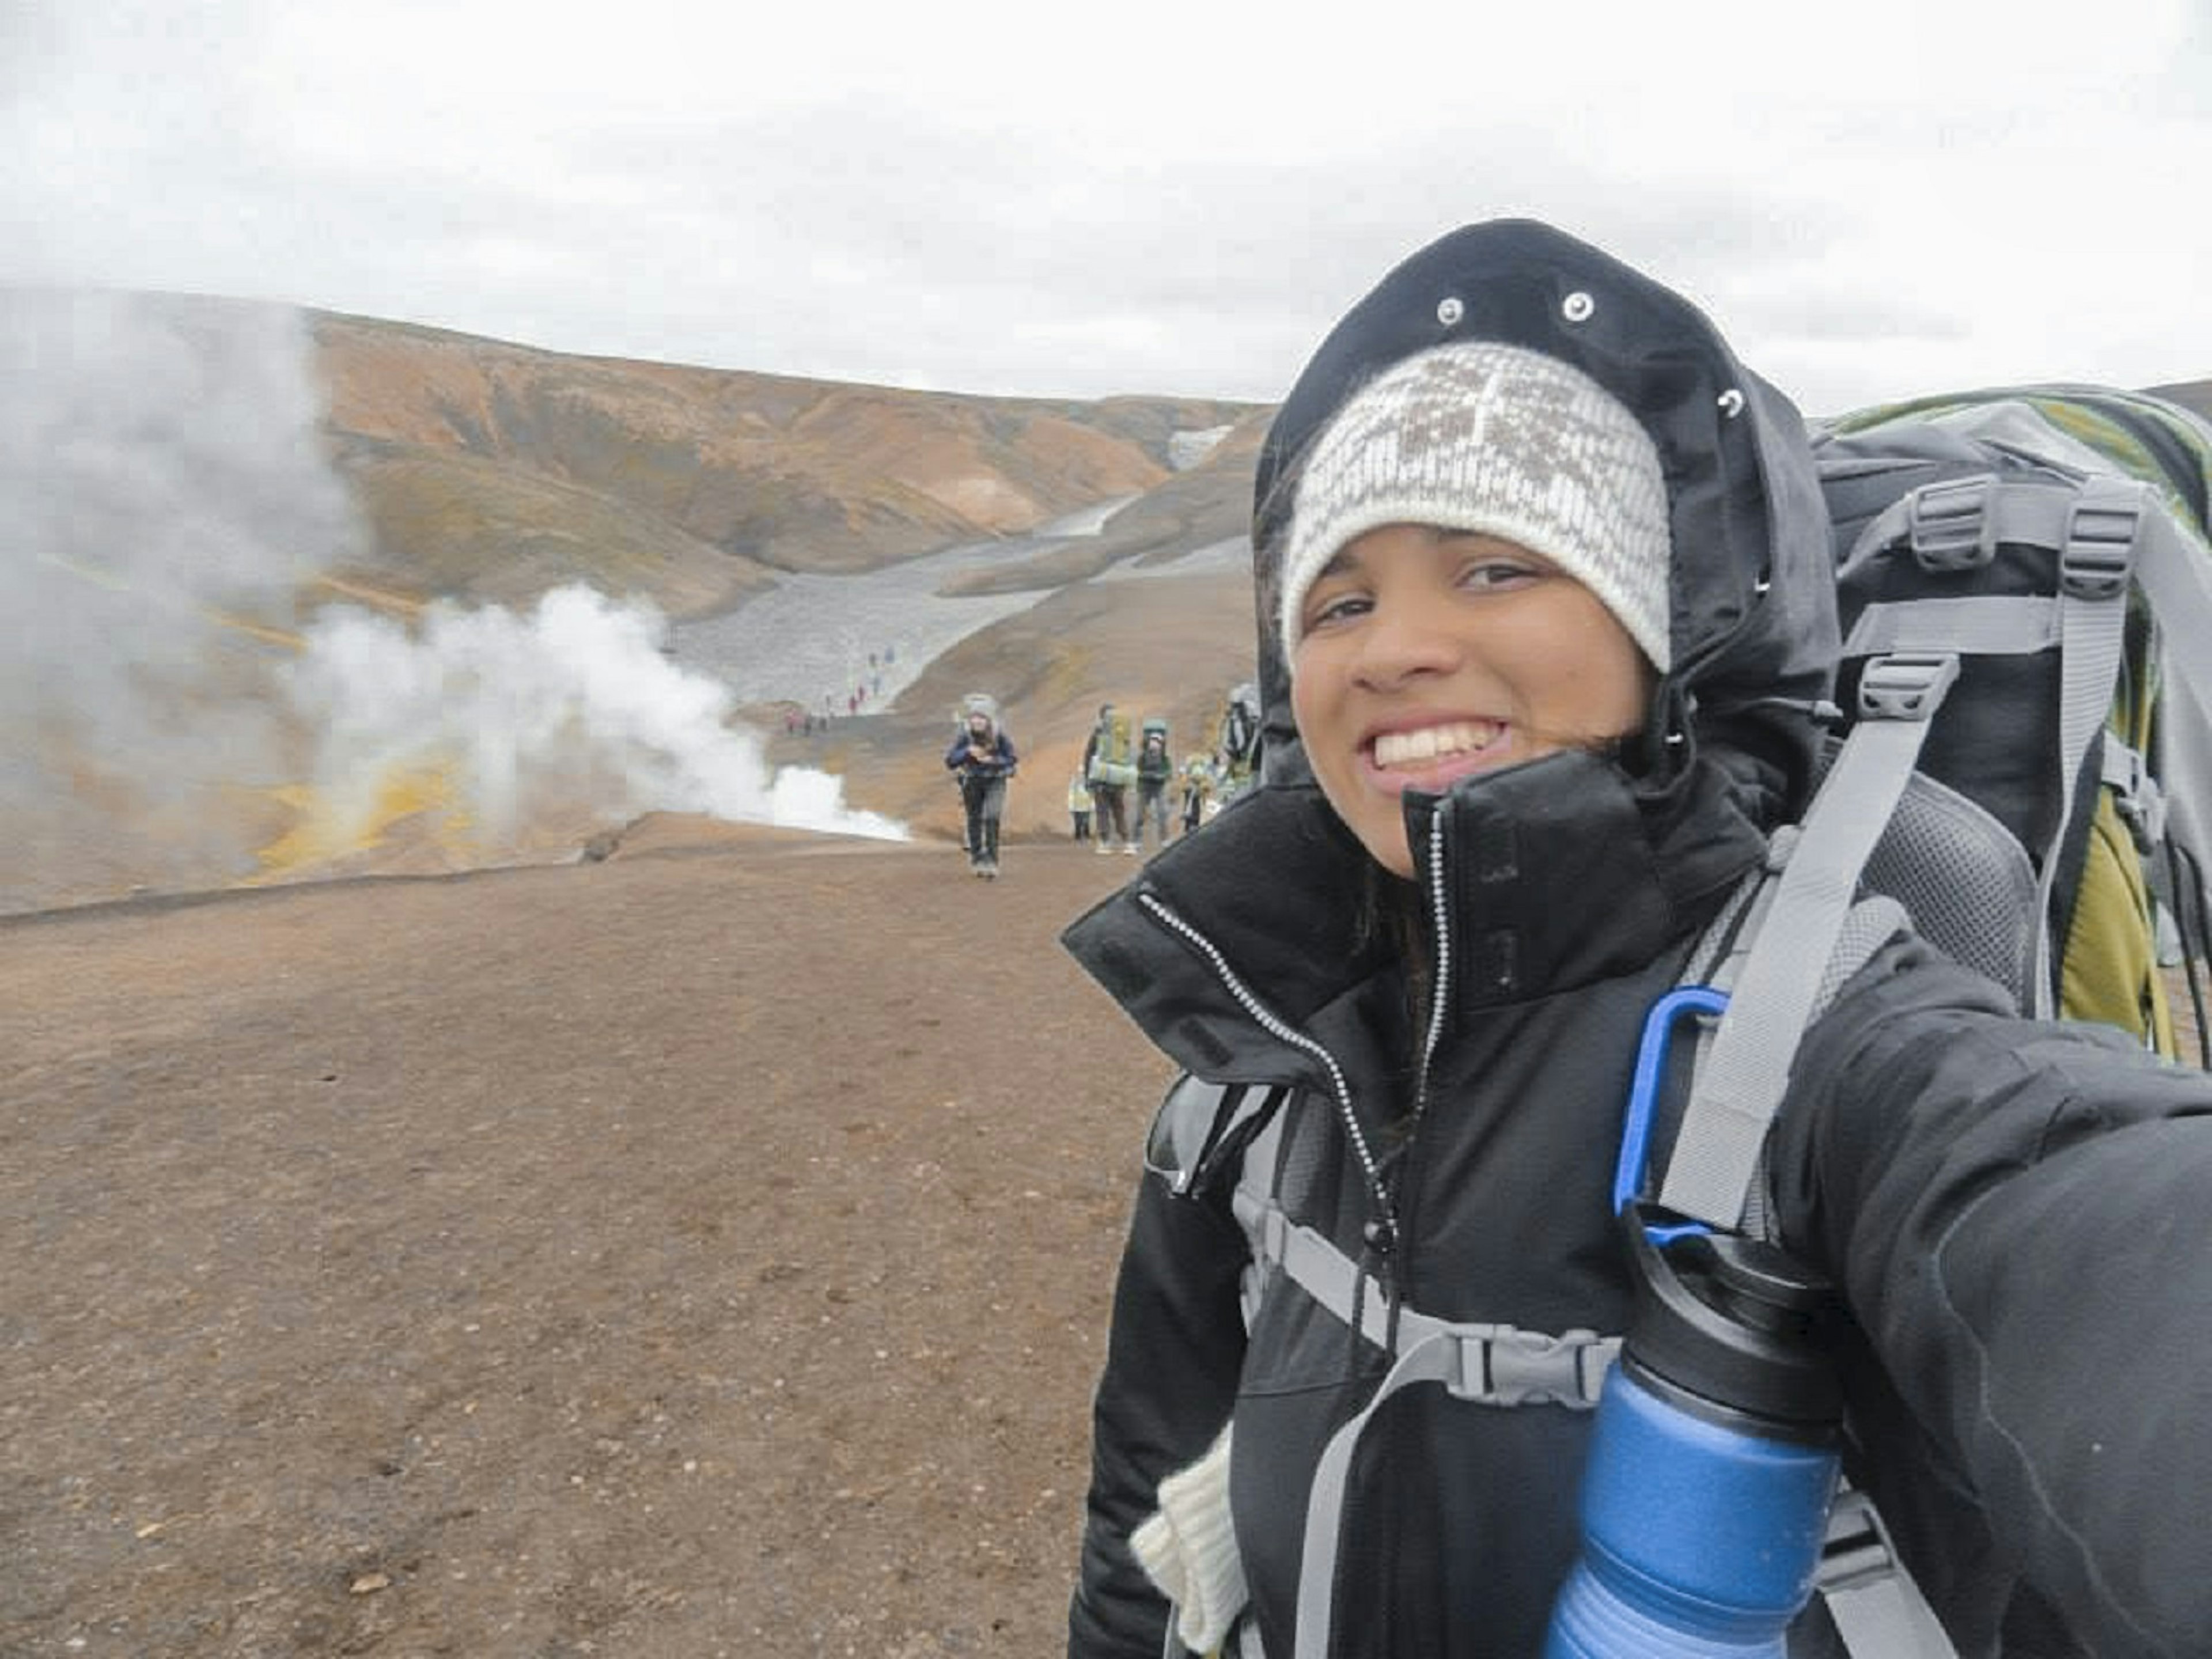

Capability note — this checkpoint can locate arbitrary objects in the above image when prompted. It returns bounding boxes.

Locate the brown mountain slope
[2,291,1272,914]
[314,312,1261,608]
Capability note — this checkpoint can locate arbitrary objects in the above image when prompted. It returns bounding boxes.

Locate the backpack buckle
[1817,1486,1902,1594]
[2061,479,2143,600]
[1448,1326,1614,1410]
[1857,653,1960,722]
[2104,740,2166,850]
[1907,476,1997,571]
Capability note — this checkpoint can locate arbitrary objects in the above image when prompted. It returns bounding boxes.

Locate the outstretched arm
[1775,941,2212,1657]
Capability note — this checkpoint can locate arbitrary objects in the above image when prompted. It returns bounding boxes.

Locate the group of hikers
[942,688,1264,876]
[1067,694,1262,854]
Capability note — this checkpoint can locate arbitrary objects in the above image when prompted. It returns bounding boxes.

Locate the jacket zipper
[1134,890,1403,1248]
[1413,808,1455,1121]
[1147,828,1450,1659]
[1385,809,1456,1299]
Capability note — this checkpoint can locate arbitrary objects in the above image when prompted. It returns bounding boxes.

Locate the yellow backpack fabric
[2062,789,2178,1052]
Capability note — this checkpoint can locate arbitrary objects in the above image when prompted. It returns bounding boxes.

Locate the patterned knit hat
[1277,341,1672,672]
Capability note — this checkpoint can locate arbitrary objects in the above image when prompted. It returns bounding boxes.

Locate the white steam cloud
[1,287,902,914]
[284,586,908,848]
[2,290,362,911]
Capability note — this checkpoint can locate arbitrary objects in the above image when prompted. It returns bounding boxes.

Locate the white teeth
[1373,721,1502,768]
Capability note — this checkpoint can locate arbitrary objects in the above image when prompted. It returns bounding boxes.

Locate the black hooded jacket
[1061,222,2212,1659]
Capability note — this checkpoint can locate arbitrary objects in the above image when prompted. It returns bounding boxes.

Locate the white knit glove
[1129,1424,1246,1656]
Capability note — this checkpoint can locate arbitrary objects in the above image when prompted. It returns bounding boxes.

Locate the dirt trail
[2,830,1171,1658]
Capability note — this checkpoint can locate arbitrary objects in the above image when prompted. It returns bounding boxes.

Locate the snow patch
[1169,426,1233,470]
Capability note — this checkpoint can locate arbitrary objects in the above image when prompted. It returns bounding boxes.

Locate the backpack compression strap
[1819,1486,1959,1657]
[2128,495,2212,957]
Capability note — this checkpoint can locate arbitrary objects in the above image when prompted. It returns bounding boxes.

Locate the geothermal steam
[2,291,362,910]
[1,289,901,912]
[282,586,906,855]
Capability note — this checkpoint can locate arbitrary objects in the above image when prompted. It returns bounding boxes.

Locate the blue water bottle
[1543,1219,1842,1657]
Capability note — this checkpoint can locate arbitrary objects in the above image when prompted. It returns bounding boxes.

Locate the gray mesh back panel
[1862,770,2037,1012]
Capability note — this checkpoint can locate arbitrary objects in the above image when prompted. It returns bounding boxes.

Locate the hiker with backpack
[944,694,1016,878]
[1084,703,1137,855]
[1060,218,2212,1659]
[1132,721,1176,854]
[1217,680,1263,805]
[1069,768,1095,843]
[1179,752,1214,836]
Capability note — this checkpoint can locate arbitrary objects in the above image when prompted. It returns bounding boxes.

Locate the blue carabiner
[1613,986,1729,1243]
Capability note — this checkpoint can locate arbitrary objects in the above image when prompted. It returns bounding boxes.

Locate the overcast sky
[6,0,2211,416]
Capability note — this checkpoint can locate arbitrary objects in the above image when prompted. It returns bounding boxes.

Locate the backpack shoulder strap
[1659,653,1959,1227]
[1145,1074,1283,1197]
[1818,1483,1960,1657]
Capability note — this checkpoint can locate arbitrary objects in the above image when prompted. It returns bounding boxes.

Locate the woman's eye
[1305,591,1371,629]
[1460,559,1539,592]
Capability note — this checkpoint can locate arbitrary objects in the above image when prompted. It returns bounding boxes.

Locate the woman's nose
[1350,594,1462,686]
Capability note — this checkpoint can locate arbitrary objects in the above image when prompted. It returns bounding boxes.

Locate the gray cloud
[7,0,2210,419]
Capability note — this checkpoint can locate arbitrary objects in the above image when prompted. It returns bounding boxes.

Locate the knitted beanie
[1277,341,1673,672]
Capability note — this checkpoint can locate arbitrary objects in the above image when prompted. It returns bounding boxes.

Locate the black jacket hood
[1251,218,1838,824]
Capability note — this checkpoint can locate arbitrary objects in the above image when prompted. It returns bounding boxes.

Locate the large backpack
[1819,387,2212,1045]
[1089,711,1137,789]
[1664,384,2212,1238]
[1649,385,2212,1654]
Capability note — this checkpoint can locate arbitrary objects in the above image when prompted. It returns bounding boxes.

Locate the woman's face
[1289,524,1653,879]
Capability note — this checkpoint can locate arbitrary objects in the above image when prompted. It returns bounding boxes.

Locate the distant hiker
[945,694,1017,878]
[1069,769,1094,842]
[1177,753,1213,836]
[1082,703,1137,855]
[1132,720,1173,853]
[1215,680,1262,806]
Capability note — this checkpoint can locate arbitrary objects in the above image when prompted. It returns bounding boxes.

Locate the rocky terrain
[1,827,1174,1658]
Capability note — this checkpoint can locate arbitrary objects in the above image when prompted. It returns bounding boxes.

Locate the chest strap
[1224,1102,1617,1659]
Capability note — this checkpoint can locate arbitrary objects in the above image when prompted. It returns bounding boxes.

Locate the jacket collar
[1060,747,1767,1078]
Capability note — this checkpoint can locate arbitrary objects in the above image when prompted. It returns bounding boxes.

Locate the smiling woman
[1286,525,1650,878]
[1058,217,2212,1659]
[1273,338,1669,878]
